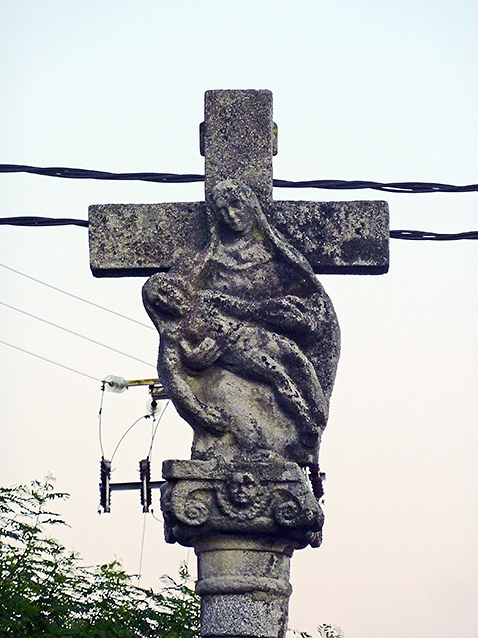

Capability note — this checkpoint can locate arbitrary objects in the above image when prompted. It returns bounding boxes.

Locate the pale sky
[1,2,477,637]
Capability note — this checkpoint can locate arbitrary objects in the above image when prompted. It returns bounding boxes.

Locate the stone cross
[89,90,389,638]
[89,90,389,278]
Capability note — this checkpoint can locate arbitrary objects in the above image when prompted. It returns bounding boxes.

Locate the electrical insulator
[146,383,168,414]
[139,458,152,513]
[99,458,112,513]
[146,396,160,415]
[104,375,127,393]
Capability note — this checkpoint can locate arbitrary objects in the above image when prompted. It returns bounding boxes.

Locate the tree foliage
[317,624,344,638]
[291,623,344,638]
[0,478,200,638]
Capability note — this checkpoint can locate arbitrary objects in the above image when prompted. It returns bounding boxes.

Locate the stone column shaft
[196,535,295,638]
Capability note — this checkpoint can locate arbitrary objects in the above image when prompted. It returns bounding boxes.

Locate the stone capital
[161,458,323,549]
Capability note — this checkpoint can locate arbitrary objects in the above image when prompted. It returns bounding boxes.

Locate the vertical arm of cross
[201,89,278,207]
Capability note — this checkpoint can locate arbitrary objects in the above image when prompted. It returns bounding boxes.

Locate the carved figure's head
[226,471,257,508]
[210,180,261,234]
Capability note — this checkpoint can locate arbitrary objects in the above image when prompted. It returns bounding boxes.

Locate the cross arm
[89,202,208,277]
[269,199,389,274]
[89,198,389,277]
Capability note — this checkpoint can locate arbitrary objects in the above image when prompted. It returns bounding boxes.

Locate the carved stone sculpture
[90,90,389,638]
[143,179,340,470]
[161,458,325,548]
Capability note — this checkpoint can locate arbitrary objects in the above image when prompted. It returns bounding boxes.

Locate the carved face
[218,201,254,233]
[211,180,258,234]
[226,472,257,507]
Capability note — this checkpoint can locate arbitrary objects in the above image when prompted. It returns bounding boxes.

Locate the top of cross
[201,89,277,206]
[89,90,389,277]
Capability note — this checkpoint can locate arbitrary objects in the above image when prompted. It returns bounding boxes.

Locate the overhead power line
[0,301,156,368]
[1,216,477,241]
[390,229,478,241]
[1,164,477,239]
[1,163,478,194]
[0,216,88,227]
[0,339,102,382]
[0,263,154,330]
[273,178,478,194]
[0,164,203,184]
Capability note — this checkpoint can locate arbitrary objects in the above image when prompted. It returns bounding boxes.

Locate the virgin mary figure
[143,180,340,467]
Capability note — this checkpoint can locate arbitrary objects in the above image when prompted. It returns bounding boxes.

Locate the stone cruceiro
[89,89,389,638]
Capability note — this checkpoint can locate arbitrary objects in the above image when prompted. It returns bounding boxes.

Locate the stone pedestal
[197,536,294,638]
[161,458,323,638]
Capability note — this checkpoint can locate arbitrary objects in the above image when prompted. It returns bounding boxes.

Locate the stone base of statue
[161,458,323,638]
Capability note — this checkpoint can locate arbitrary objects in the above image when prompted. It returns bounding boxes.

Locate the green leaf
[0,479,201,638]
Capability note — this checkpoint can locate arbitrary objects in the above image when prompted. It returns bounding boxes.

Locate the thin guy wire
[110,415,150,464]
[0,300,156,368]
[0,339,101,382]
[137,513,148,585]
[150,509,163,524]
[147,400,170,459]
[138,403,169,583]
[0,263,154,330]
[98,383,106,459]
[148,412,157,462]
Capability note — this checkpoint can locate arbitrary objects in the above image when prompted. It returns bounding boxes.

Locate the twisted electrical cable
[1,164,478,193]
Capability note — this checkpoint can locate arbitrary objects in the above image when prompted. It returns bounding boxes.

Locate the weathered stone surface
[88,89,389,278]
[269,199,389,274]
[196,536,293,638]
[89,202,209,277]
[89,199,389,276]
[161,459,323,548]
[203,89,275,207]
[143,180,340,468]
[88,89,391,638]
[201,593,289,638]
